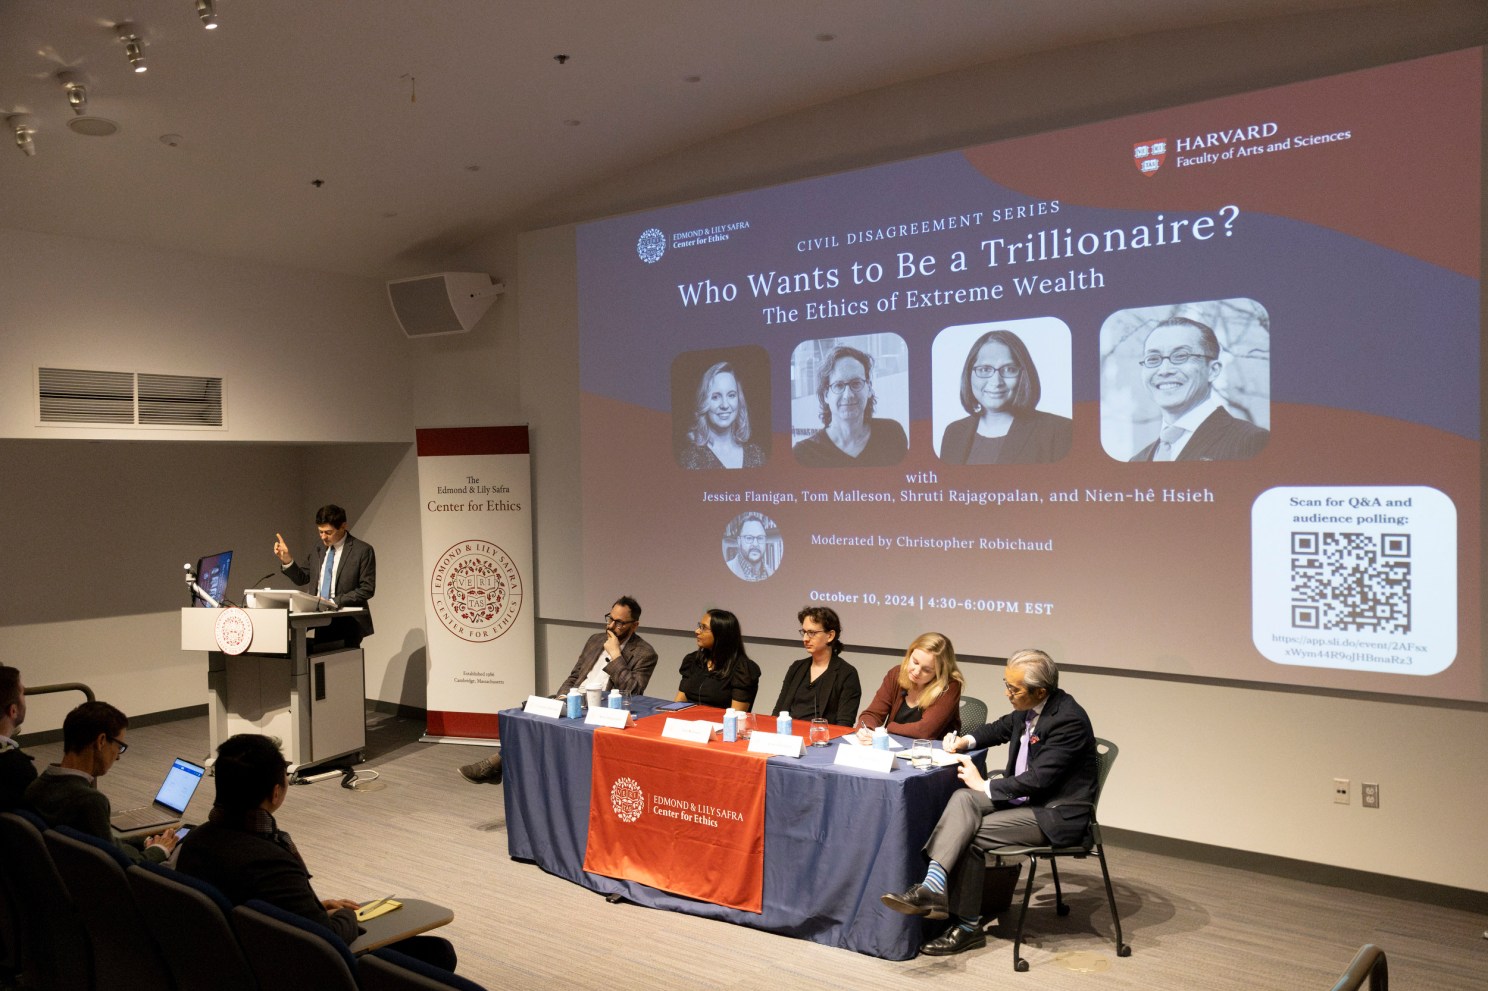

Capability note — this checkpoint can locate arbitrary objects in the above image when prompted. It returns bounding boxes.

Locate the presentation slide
[576,48,1483,702]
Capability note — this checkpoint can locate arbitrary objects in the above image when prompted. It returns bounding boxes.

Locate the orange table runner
[583,707,771,912]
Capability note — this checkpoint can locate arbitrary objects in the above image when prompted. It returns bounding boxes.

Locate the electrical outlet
[1333,777,1350,804]
[1362,782,1379,808]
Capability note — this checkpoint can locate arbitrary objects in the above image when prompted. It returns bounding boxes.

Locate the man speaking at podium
[273,504,375,650]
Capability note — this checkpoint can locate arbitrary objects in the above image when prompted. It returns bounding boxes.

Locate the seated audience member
[0,665,36,810]
[23,701,176,862]
[178,733,457,970]
[676,609,761,711]
[460,595,655,784]
[881,648,1098,957]
[854,633,963,742]
[770,606,861,726]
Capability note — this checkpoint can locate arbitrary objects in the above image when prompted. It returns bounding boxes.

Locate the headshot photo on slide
[1099,298,1271,463]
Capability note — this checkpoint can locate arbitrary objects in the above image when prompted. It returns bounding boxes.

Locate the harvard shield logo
[1133,139,1167,176]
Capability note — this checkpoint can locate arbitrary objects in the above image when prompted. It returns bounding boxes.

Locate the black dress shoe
[458,754,503,784]
[920,925,987,956]
[880,884,948,920]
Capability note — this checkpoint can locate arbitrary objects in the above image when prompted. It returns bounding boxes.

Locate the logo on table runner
[430,540,524,642]
[610,777,645,823]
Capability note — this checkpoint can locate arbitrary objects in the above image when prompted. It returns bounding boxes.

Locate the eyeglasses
[827,378,868,396]
[798,628,826,639]
[739,534,766,545]
[694,623,711,634]
[602,614,635,627]
[107,736,128,755]
[971,363,1021,381]
[1138,348,1216,369]
[1002,681,1027,696]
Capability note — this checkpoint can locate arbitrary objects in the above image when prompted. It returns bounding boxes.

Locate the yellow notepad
[356,898,403,922]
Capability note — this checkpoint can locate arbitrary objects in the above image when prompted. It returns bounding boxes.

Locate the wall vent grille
[38,368,224,428]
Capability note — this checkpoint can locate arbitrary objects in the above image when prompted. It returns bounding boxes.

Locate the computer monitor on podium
[192,550,233,607]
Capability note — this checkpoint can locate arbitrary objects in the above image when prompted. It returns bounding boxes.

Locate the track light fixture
[58,71,87,115]
[9,115,37,158]
[195,0,218,30]
[117,23,147,73]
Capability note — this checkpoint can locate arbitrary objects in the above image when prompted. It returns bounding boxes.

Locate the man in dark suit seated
[1129,316,1268,462]
[459,595,657,784]
[177,733,456,971]
[0,665,36,811]
[23,701,178,862]
[881,649,1099,956]
[273,503,376,650]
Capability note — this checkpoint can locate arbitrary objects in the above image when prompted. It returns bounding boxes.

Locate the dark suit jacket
[176,818,359,944]
[283,533,376,638]
[0,746,37,812]
[970,688,1099,847]
[939,409,1073,465]
[555,631,659,697]
[1131,406,1269,462]
[770,653,862,726]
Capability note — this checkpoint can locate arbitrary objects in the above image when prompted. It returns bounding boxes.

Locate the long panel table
[501,698,964,960]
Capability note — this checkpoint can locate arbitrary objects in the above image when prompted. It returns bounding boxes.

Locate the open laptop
[111,757,207,832]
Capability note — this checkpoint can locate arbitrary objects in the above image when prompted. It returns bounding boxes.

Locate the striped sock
[957,915,982,933]
[923,860,948,894]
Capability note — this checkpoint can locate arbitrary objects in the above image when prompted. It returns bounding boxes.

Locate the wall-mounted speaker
[386,272,506,338]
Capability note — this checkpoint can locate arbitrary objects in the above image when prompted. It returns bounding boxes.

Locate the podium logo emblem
[213,607,253,655]
[610,777,645,823]
[430,540,524,642]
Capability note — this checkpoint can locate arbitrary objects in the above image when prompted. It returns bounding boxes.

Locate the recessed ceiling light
[68,116,120,137]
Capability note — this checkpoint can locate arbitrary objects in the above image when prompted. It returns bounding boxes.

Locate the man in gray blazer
[274,504,376,648]
[459,596,656,784]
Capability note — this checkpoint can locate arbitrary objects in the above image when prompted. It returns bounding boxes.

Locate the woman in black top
[770,605,861,726]
[675,608,761,710]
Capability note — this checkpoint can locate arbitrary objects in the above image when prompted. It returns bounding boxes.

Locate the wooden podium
[181,608,367,777]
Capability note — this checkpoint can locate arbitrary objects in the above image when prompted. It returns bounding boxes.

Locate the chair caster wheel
[1118,944,1132,957]
[1014,959,1030,972]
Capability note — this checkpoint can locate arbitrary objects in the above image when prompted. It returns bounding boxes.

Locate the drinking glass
[809,718,830,747]
[911,739,934,769]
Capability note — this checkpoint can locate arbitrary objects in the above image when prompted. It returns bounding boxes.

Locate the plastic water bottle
[776,711,793,736]
[566,689,582,719]
[872,725,889,750]
[607,689,622,709]
[722,709,737,742]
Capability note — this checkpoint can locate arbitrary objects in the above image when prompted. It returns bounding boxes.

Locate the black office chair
[358,948,490,991]
[958,695,988,730]
[127,861,258,991]
[984,736,1129,972]
[231,899,359,991]
[1331,944,1388,991]
[0,810,93,991]
[44,826,176,991]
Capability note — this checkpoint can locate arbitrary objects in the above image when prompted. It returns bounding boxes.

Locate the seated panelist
[770,606,861,727]
[675,609,760,711]
[854,632,963,742]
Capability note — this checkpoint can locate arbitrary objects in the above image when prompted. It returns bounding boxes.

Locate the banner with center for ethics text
[585,726,767,913]
[417,426,535,740]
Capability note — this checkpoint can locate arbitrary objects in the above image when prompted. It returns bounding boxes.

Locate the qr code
[1289,532,1412,633]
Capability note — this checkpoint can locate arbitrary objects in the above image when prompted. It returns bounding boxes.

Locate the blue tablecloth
[501,698,964,959]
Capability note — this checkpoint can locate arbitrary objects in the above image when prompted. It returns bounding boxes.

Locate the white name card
[585,706,630,729]
[525,695,564,719]
[833,742,896,773]
[661,718,714,743]
[747,731,804,758]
